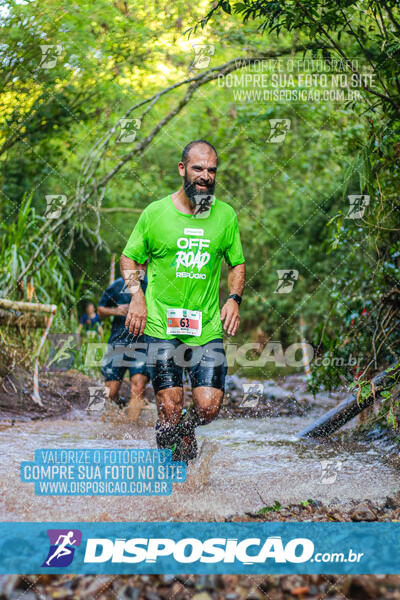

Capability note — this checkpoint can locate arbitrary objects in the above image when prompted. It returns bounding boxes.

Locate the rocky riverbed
[1,572,400,600]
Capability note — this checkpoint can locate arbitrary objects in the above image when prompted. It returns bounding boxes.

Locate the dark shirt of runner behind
[98,276,148,345]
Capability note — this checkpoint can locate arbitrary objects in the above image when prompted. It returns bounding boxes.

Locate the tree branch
[79,43,327,205]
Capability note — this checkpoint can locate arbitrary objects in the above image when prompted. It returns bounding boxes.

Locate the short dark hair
[181,140,218,166]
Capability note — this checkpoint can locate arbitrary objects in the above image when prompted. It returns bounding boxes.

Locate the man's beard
[184,169,215,211]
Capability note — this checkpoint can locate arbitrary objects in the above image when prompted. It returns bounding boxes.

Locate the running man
[97,274,150,421]
[276,270,297,293]
[120,140,245,460]
[45,531,77,566]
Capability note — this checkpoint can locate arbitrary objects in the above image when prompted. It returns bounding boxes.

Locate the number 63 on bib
[166,308,202,337]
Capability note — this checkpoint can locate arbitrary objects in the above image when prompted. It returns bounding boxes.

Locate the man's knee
[156,387,183,425]
[196,403,221,423]
[193,387,223,423]
[105,380,121,401]
[130,374,147,396]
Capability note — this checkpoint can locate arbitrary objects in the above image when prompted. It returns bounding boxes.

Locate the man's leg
[143,335,185,458]
[180,339,227,458]
[101,344,126,407]
[127,373,149,422]
[192,386,224,424]
[156,386,184,425]
[105,380,122,405]
[155,388,184,457]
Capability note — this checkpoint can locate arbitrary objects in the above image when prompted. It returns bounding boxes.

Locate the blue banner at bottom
[0,522,398,574]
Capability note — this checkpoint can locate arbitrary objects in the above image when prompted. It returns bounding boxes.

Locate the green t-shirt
[122,194,245,345]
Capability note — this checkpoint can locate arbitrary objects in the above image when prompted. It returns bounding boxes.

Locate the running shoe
[179,429,198,461]
[155,407,199,463]
[115,395,128,409]
[176,407,198,461]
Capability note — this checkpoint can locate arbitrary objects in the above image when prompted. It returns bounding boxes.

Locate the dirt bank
[0,369,102,420]
[0,370,313,421]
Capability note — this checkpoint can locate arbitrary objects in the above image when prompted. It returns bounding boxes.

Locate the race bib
[166,308,202,337]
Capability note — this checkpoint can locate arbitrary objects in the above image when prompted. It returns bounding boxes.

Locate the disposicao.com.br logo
[42,529,82,567]
[39,531,365,569]
[82,536,362,565]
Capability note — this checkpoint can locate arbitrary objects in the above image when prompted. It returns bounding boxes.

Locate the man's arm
[120,254,147,336]
[97,284,131,320]
[220,262,245,336]
[97,305,129,319]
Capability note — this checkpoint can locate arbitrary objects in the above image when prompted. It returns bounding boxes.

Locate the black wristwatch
[228,294,242,306]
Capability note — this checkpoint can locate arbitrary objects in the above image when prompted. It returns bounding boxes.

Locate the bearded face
[184,166,216,213]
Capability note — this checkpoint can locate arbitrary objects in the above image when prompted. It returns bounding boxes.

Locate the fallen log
[0,298,58,407]
[297,364,400,438]
[0,309,46,328]
[0,298,55,314]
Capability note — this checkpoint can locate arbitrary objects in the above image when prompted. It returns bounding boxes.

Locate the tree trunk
[297,364,400,438]
[0,298,56,314]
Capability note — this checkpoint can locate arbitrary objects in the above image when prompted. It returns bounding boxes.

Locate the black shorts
[101,336,150,382]
[143,334,227,394]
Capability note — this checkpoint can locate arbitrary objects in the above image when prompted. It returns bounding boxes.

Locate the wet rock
[390,507,400,520]
[343,575,379,599]
[225,374,243,391]
[384,490,400,509]
[145,592,161,600]
[263,383,294,401]
[8,592,37,600]
[246,589,264,600]
[160,575,175,585]
[83,575,114,595]
[194,575,221,590]
[350,501,377,522]
[0,575,21,595]
[230,514,256,522]
[191,593,212,600]
[220,574,239,588]
[117,586,140,600]
[156,588,174,599]
[280,575,307,593]
[175,574,194,586]
[308,584,319,595]
[171,582,183,596]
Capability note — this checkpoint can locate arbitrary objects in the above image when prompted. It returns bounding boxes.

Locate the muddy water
[1,393,399,522]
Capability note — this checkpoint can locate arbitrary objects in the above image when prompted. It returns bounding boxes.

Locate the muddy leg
[192,386,223,424]
[105,380,121,405]
[154,387,183,453]
[127,373,148,422]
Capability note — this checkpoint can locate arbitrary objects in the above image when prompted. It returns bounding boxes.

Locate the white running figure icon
[46,531,77,566]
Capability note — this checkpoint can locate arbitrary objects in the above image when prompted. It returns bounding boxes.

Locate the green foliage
[0,193,73,303]
[198,0,400,388]
[0,0,399,393]
[258,500,282,514]
[0,192,98,335]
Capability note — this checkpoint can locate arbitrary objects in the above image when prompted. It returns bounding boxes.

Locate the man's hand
[220,298,240,336]
[125,295,147,336]
[114,304,130,317]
